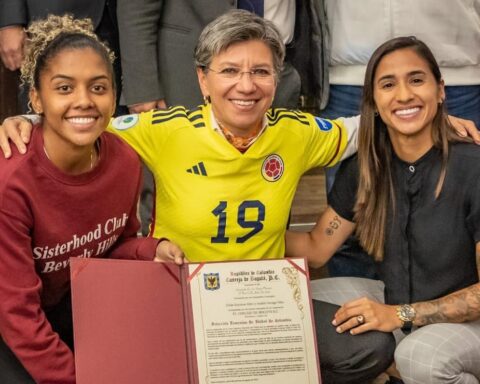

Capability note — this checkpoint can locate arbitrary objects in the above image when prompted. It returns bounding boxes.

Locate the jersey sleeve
[337,115,360,161]
[327,155,359,222]
[302,114,348,169]
[0,208,75,384]
[107,110,168,171]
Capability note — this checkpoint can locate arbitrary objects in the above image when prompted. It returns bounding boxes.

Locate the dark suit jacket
[0,0,108,29]
[117,0,235,108]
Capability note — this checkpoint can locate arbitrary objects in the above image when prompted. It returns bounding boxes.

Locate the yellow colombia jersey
[109,104,347,262]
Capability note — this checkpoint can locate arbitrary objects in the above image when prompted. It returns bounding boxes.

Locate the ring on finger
[356,315,365,325]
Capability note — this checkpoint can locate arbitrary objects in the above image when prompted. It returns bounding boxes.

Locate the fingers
[0,49,22,70]
[156,99,167,110]
[18,119,33,144]
[0,126,12,158]
[356,314,365,325]
[0,117,31,157]
[332,297,366,325]
[0,26,25,70]
[10,121,30,154]
[128,101,158,113]
[458,120,479,143]
[170,246,185,265]
[464,121,480,144]
[448,116,480,145]
[154,240,185,265]
[334,314,372,335]
[332,297,375,334]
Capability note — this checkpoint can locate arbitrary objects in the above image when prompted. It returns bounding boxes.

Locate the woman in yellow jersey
[1,10,478,384]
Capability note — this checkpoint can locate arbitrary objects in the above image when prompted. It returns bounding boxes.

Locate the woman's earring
[374,111,379,116]
[203,95,211,104]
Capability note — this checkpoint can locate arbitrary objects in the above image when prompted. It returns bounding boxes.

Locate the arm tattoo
[325,216,341,236]
[414,248,480,325]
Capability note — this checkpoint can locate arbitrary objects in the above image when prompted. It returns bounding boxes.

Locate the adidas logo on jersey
[186,162,208,176]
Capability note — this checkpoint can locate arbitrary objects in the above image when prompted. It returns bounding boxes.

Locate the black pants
[314,300,395,384]
[0,293,73,384]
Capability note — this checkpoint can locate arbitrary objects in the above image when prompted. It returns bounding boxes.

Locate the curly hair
[21,14,115,91]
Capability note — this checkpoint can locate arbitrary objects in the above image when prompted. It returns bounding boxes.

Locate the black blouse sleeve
[327,155,359,222]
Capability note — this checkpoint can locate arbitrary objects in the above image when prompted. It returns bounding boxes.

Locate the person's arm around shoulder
[286,206,355,268]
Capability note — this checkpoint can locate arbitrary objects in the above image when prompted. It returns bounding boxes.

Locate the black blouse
[329,143,480,304]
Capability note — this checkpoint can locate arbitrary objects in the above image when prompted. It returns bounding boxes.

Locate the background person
[0,15,182,384]
[287,36,480,384]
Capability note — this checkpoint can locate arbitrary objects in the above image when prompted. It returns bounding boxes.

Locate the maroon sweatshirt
[0,126,159,383]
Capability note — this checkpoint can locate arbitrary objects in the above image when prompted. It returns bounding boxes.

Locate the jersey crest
[261,154,284,182]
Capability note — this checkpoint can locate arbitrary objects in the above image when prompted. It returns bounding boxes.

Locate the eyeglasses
[206,66,276,83]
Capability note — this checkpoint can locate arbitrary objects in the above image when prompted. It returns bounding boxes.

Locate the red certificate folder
[71,257,320,384]
[70,257,190,384]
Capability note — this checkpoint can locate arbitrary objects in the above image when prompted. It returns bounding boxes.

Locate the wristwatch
[396,304,416,334]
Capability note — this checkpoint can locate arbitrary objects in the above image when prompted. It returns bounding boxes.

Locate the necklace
[43,144,96,171]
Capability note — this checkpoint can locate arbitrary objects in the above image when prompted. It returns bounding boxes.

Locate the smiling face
[30,46,115,151]
[373,47,445,151]
[197,39,276,136]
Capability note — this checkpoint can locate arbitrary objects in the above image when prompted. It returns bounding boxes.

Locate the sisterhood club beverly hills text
[33,213,129,273]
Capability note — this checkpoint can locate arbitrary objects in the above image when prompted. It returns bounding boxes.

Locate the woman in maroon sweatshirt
[0,14,183,384]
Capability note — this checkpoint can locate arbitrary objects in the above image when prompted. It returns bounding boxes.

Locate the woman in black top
[287,37,480,383]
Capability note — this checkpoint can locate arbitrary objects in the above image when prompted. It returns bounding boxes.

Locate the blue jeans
[444,85,480,128]
[320,84,480,278]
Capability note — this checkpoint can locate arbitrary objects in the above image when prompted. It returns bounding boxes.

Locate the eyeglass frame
[203,66,277,83]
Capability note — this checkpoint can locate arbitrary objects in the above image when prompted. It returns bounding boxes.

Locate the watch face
[400,305,416,321]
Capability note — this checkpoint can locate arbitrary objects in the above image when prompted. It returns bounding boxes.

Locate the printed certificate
[184,258,320,384]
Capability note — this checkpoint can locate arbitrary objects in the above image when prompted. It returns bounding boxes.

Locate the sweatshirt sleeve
[0,209,75,384]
